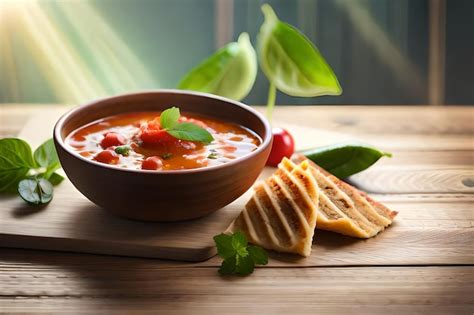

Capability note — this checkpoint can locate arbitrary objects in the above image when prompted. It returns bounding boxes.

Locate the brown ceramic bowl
[53,90,272,222]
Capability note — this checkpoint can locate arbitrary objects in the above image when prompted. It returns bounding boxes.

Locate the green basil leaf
[248,245,268,265]
[178,32,257,101]
[34,138,60,178]
[47,172,65,186]
[0,138,37,192]
[167,123,214,144]
[301,143,392,178]
[258,4,342,97]
[18,178,53,205]
[160,107,180,129]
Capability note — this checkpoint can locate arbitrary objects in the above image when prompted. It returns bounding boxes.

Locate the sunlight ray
[16,3,106,103]
[56,1,157,92]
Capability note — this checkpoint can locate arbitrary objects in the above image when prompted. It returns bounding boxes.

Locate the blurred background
[0,0,472,106]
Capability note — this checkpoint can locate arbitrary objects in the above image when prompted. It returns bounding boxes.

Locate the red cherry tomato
[142,156,163,170]
[94,150,119,164]
[101,132,125,148]
[266,127,295,167]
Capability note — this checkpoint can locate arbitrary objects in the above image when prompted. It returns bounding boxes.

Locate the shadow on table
[267,230,364,264]
[0,247,195,300]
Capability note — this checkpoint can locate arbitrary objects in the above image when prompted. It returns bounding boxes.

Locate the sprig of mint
[0,138,64,205]
[213,231,268,276]
[160,107,214,144]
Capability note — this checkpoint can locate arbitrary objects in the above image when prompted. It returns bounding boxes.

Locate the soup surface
[66,111,261,171]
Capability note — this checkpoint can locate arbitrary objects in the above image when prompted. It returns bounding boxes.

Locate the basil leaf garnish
[167,122,214,144]
[158,107,214,144]
[160,107,180,129]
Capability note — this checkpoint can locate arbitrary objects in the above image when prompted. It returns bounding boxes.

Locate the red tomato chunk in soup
[66,112,261,171]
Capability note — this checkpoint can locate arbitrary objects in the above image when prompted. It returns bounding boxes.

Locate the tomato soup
[66,111,261,171]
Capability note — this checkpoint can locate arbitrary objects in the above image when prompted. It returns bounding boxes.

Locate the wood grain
[350,165,474,194]
[0,266,472,313]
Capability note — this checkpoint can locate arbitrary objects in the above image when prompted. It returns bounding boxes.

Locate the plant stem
[266,82,276,122]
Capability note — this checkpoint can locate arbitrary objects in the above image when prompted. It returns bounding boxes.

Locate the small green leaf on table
[214,231,268,276]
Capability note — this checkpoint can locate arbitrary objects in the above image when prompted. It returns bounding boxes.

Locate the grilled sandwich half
[228,159,319,257]
[291,154,398,238]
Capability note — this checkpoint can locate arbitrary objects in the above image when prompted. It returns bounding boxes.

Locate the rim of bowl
[54,89,273,175]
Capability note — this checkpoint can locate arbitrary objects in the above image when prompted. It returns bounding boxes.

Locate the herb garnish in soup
[66,107,261,171]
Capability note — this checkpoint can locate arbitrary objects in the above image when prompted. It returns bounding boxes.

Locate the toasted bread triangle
[229,159,318,257]
[292,154,397,238]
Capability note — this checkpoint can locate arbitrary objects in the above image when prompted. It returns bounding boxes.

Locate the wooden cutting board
[0,109,273,261]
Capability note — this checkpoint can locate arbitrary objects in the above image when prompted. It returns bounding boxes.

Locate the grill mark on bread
[232,159,319,256]
[273,170,313,221]
[267,176,308,239]
[335,182,392,227]
[307,167,378,235]
[292,154,397,237]
[253,185,291,247]
[241,198,259,243]
[261,181,298,243]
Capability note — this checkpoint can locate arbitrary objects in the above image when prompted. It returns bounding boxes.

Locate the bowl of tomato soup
[54,90,272,221]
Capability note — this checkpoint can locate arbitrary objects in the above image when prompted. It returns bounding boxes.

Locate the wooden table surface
[1,105,473,314]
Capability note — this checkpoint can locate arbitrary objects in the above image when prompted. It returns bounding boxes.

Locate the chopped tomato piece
[139,126,178,145]
[142,156,163,170]
[139,121,196,150]
[94,150,119,164]
[101,132,125,148]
